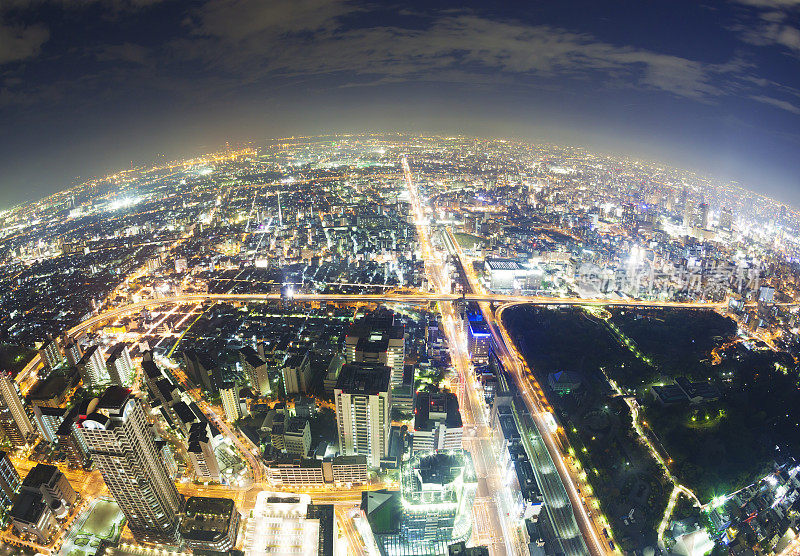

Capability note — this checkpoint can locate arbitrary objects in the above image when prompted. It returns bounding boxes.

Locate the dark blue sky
[1,0,799,208]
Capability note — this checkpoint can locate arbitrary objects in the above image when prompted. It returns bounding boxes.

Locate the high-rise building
[32,405,67,443]
[106,343,134,386]
[76,387,183,543]
[39,337,63,371]
[345,312,405,387]
[76,345,110,388]
[699,202,710,229]
[284,417,311,456]
[239,346,270,395]
[719,207,733,231]
[334,363,392,468]
[182,349,217,393]
[282,351,311,394]
[56,405,91,469]
[64,339,83,367]
[412,392,463,453]
[464,306,491,365]
[187,423,221,483]
[0,451,21,512]
[0,374,36,447]
[362,451,477,555]
[219,382,242,422]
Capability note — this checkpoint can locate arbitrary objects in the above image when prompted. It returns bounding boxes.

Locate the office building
[284,417,311,456]
[105,343,134,386]
[188,424,221,483]
[183,349,216,393]
[239,346,270,395]
[0,451,21,512]
[720,207,733,231]
[32,406,67,443]
[76,345,110,388]
[323,353,345,395]
[363,451,477,555]
[0,374,36,447]
[76,386,183,543]
[219,382,242,422]
[345,312,405,387]
[265,455,368,487]
[463,306,491,365]
[283,351,311,394]
[180,496,240,553]
[400,451,477,552]
[20,463,77,510]
[39,337,63,371]
[11,491,57,543]
[334,363,392,468]
[56,405,91,469]
[412,392,463,453]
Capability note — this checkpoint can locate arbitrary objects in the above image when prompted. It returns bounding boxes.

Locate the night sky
[1,0,800,208]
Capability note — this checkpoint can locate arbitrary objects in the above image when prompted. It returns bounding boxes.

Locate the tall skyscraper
[699,202,710,229]
[345,311,405,387]
[105,343,134,386]
[0,450,21,512]
[219,382,242,422]
[0,374,36,447]
[76,345,110,388]
[334,363,391,468]
[719,207,733,231]
[76,387,183,543]
[239,346,270,395]
[282,351,311,394]
[39,337,63,371]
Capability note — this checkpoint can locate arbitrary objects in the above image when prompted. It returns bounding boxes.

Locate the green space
[503,305,800,545]
[60,498,124,556]
[609,308,797,501]
[452,232,485,250]
[503,305,669,550]
[0,344,37,376]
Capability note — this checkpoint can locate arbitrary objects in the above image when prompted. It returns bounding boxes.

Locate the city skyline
[1,1,800,209]
[0,109,800,554]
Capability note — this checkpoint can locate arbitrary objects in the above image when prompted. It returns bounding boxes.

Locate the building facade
[76,387,183,543]
[0,374,36,447]
[334,363,392,468]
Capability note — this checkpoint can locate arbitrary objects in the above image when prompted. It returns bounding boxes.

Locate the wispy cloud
[750,94,800,113]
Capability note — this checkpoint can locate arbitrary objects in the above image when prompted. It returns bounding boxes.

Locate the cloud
[176,8,745,101]
[730,0,800,55]
[0,21,49,64]
[190,0,354,41]
[750,94,800,114]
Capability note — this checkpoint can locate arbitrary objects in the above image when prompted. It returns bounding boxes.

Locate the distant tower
[0,375,36,447]
[699,202,710,229]
[277,190,283,228]
[719,207,733,232]
[76,387,183,544]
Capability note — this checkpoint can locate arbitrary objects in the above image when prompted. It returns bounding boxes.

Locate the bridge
[15,290,733,391]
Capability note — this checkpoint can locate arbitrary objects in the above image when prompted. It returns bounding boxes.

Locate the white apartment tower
[219,383,242,422]
[334,363,392,468]
[105,343,134,387]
